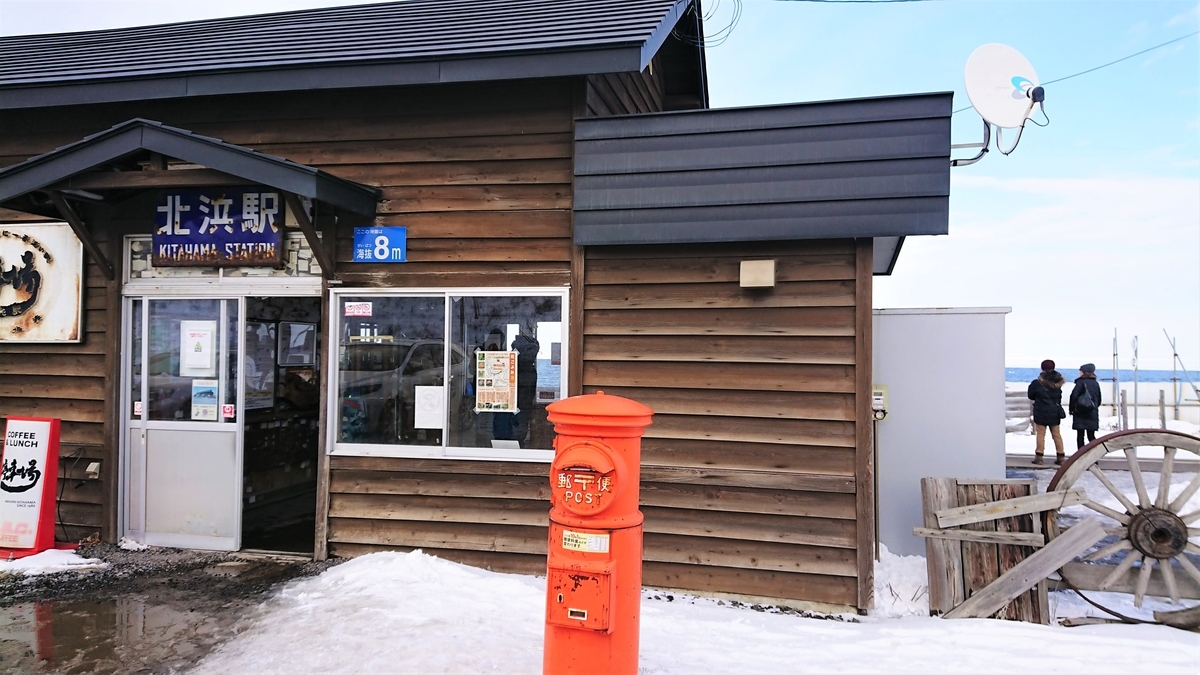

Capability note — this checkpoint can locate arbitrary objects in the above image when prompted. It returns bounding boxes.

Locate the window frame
[326,286,569,462]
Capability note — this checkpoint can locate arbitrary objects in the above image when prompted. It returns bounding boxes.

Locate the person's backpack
[1076,384,1096,413]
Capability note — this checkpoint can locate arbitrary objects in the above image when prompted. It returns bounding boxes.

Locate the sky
[0,0,1197,370]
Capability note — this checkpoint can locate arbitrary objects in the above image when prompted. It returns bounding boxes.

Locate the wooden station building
[0,0,950,611]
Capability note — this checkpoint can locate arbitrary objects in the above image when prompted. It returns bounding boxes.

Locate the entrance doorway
[240,296,321,553]
[122,294,321,554]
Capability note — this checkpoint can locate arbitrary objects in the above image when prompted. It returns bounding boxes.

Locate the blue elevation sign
[352,227,407,263]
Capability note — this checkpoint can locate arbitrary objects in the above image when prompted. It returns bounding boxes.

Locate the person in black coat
[1069,362,1103,449]
[1028,359,1066,464]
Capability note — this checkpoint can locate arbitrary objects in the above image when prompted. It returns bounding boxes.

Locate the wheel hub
[1127,508,1188,559]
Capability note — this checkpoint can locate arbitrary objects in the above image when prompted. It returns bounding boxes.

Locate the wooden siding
[580,239,872,608]
[0,80,579,549]
[0,215,118,543]
[328,239,874,610]
[585,58,665,117]
[1,79,877,610]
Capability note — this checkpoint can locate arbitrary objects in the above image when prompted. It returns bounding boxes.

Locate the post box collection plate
[547,566,612,632]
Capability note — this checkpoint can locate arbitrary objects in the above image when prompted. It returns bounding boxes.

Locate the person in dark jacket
[1028,359,1066,464]
[1069,363,1103,449]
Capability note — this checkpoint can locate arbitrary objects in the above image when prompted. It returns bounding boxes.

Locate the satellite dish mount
[952,43,1047,167]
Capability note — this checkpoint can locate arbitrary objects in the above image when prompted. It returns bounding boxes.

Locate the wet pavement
[0,545,338,674]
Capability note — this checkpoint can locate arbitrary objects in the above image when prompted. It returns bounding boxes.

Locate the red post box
[543,391,653,675]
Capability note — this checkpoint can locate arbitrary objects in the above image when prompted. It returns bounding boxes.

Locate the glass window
[129,299,143,419]
[337,296,446,446]
[332,291,567,458]
[147,299,225,422]
[449,296,562,451]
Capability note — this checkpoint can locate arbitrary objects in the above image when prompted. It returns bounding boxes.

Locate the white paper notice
[179,320,218,376]
[0,419,52,549]
[414,386,445,429]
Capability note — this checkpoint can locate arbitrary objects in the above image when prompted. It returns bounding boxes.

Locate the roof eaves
[0,44,646,110]
[0,119,380,215]
[639,0,691,71]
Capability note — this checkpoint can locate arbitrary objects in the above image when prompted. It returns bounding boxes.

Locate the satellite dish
[965,43,1040,129]
[952,43,1047,166]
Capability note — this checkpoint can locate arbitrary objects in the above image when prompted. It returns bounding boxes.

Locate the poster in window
[179,320,218,377]
[0,223,83,343]
[245,321,276,410]
[190,380,219,421]
[474,351,518,413]
[278,322,316,366]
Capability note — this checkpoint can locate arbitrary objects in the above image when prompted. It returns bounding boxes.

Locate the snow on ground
[117,536,150,551]
[190,550,1200,675]
[871,544,929,618]
[0,549,108,576]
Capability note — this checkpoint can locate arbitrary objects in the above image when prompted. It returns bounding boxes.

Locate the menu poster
[474,351,518,414]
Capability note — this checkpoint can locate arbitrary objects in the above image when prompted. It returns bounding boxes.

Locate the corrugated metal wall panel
[572,93,953,245]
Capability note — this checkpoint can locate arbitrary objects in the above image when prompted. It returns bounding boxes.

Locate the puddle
[0,544,337,674]
[0,594,251,674]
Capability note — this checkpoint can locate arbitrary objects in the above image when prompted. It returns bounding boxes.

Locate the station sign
[352,227,406,263]
[153,188,283,267]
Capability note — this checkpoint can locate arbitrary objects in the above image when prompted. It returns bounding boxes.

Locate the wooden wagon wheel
[1045,429,1200,616]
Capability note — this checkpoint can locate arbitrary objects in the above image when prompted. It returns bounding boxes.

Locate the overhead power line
[953,30,1200,114]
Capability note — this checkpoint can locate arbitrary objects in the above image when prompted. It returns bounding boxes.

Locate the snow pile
[871,543,929,618]
[0,549,108,576]
[117,536,150,551]
[192,551,1199,675]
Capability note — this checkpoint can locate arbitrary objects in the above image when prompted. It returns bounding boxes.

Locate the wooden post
[1159,390,1166,429]
[854,239,875,611]
[994,483,1035,622]
[1119,390,1128,430]
[945,519,1107,620]
[958,484,1001,607]
[47,191,115,281]
[921,477,964,614]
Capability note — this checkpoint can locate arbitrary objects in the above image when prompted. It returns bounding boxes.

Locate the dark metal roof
[0,0,694,109]
[0,118,381,216]
[572,92,953,274]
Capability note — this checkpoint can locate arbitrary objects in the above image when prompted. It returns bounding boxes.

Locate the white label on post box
[562,530,610,553]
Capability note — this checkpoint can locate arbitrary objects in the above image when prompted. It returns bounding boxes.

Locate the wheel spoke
[1126,447,1152,509]
[1134,557,1155,608]
[1088,465,1139,515]
[1156,447,1176,509]
[1083,500,1132,524]
[1168,471,1200,514]
[1176,554,1200,588]
[1099,550,1142,591]
[1084,539,1131,562]
[1160,558,1181,604]
[1187,542,1200,556]
[1104,527,1128,537]
[1181,509,1200,525]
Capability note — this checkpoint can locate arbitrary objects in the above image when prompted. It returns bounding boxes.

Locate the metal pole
[1113,329,1120,422]
[1169,331,1180,420]
[1132,336,1139,428]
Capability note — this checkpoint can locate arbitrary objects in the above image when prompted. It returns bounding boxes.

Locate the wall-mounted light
[739,260,775,288]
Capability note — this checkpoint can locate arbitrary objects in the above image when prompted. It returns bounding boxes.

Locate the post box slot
[547,567,611,632]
